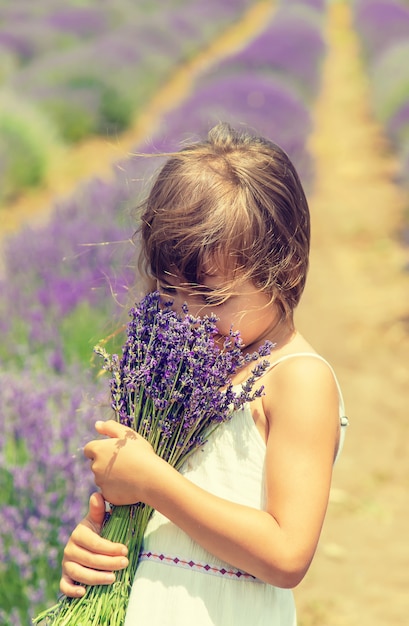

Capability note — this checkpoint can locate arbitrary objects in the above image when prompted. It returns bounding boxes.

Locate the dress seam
[138,551,262,582]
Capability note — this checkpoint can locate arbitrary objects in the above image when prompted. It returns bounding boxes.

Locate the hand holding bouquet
[34,291,272,625]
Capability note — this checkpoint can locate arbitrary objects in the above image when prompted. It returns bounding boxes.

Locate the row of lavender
[352,0,409,194]
[0,2,328,624]
[0,0,255,202]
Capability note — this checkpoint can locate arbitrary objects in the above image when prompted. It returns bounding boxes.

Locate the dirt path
[294,3,409,625]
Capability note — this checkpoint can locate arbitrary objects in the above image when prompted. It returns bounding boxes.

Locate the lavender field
[352,0,409,192]
[1,1,409,624]
[0,0,255,201]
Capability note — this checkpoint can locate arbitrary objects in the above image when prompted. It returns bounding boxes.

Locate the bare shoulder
[262,329,339,401]
[269,351,337,385]
[261,349,340,441]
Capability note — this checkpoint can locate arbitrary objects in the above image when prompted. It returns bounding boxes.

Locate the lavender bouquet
[34,291,272,626]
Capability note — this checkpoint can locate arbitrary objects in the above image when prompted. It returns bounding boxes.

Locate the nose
[158,290,184,313]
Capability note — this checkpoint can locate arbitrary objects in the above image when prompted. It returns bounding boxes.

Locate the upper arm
[263,357,340,568]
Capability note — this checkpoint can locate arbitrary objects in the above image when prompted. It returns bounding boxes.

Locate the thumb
[95,419,135,439]
[87,492,106,532]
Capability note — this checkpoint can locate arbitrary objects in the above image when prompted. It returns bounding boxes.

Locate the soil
[294,4,409,625]
[1,2,408,625]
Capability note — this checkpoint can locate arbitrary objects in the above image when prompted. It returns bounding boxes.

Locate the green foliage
[0,491,66,625]
[67,75,133,135]
[0,298,125,376]
[0,51,18,84]
[0,316,30,367]
[1,500,66,622]
[43,97,96,143]
[0,91,61,202]
[0,438,71,624]
[99,83,133,134]
[42,75,134,142]
[371,41,409,122]
[60,300,126,369]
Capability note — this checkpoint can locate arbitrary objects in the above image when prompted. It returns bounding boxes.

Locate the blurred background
[0,1,408,624]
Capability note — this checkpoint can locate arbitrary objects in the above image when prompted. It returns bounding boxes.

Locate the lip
[213,333,224,345]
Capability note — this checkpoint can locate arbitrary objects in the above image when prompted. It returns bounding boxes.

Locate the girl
[60,122,348,625]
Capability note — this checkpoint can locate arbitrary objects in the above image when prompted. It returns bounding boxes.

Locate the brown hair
[136,122,310,319]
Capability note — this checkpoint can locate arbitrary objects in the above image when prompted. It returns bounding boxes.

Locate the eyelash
[158,285,177,295]
[201,295,225,307]
[158,285,176,293]
[159,284,225,307]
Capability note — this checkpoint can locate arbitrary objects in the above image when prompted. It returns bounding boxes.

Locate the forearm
[143,458,313,588]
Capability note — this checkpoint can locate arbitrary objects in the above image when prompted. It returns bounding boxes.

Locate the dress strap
[258,352,349,462]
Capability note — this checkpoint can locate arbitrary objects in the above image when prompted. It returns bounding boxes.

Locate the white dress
[124,354,348,626]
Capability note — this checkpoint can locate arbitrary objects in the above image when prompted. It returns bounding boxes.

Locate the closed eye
[201,294,227,307]
[158,284,177,295]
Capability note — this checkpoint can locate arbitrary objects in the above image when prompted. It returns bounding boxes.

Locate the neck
[270,317,296,350]
[243,313,296,357]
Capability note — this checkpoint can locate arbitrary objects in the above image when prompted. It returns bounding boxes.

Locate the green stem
[33,504,154,625]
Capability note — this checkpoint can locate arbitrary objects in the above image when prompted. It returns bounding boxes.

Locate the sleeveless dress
[124,354,348,626]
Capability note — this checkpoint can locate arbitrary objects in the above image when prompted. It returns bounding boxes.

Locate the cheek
[211,306,240,336]
[219,306,258,341]
[212,319,231,337]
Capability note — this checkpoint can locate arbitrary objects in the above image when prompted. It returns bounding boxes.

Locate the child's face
[156,272,277,352]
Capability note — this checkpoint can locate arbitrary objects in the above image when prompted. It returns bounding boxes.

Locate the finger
[83,439,95,460]
[64,542,129,572]
[60,572,87,598]
[70,523,128,557]
[61,563,116,592]
[87,492,106,532]
[95,419,135,439]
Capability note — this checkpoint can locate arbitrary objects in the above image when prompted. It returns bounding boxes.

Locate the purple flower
[353,0,409,62]
[214,8,326,100]
[278,0,327,10]
[0,176,137,371]
[0,366,103,624]
[35,292,272,625]
[45,8,109,38]
[98,291,272,466]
